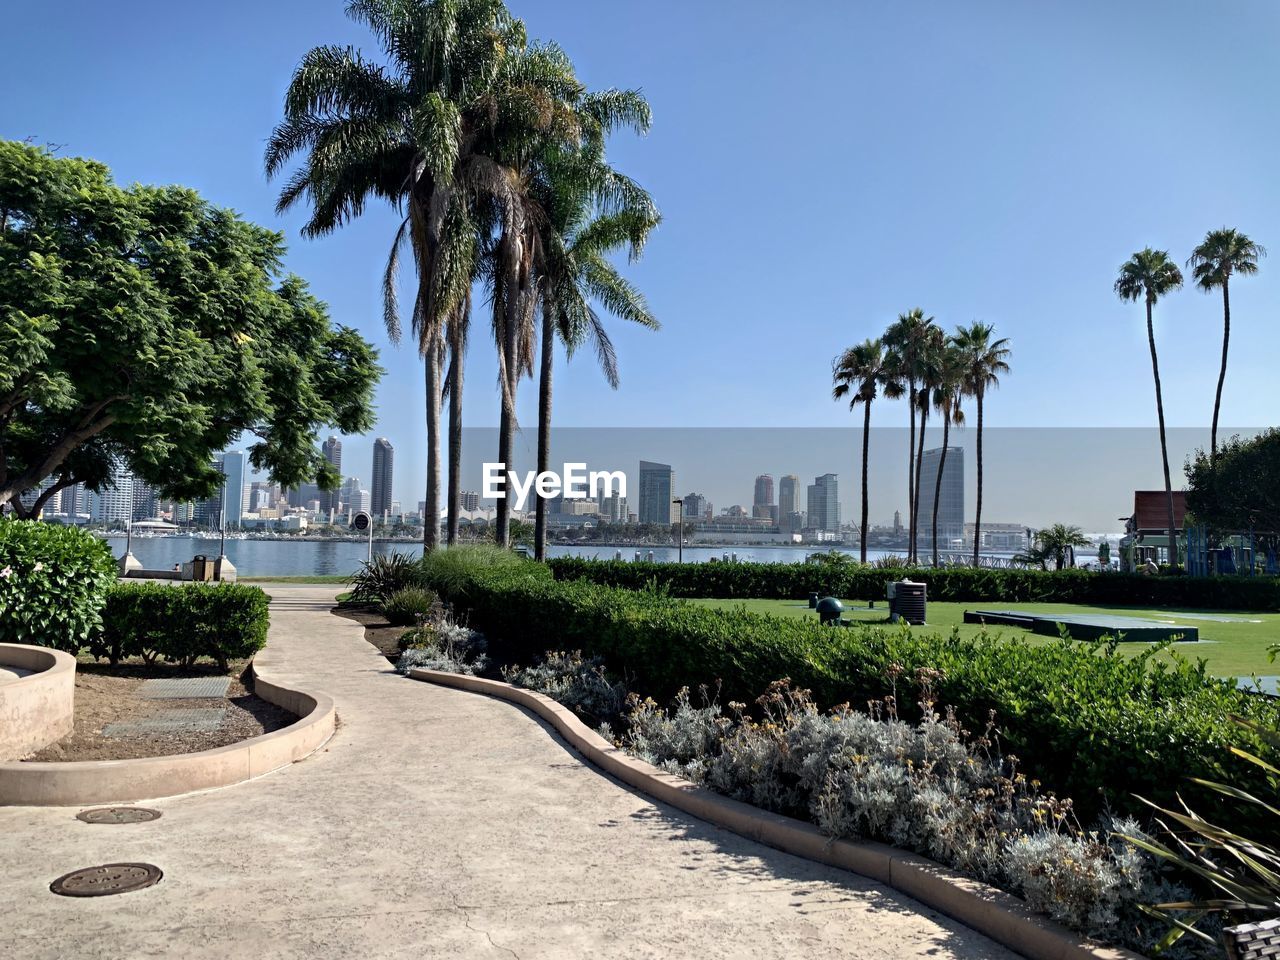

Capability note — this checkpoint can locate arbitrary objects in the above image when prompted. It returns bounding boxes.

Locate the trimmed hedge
[0,518,117,653]
[430,554,1280,833]
[95,582,270,670]
[547,557,1280,610]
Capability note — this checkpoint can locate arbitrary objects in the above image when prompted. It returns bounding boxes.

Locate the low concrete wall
[409,669,1142,960]
[0,646,335,806]
[0,645,76,762]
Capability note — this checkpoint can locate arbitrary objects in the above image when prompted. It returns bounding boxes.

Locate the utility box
[887,580,926,625]
[190,555,216,582]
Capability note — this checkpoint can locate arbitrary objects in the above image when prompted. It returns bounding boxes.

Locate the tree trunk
[972,390,984,567]
[932,413,949,568]
[1147,299,1178,571]
[913,403,928,563]
[494,233,524,549]
[860,399,872,564]
[534,299,554,561]
[445,308,465,546]
[422,328,443,553]
[906,385,916,563]
[1211,278,1230,462]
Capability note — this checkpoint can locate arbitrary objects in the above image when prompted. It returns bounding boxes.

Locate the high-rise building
[89,460,135,526]
[58,482,86,518]
[778,475,801,519]
[599,495,628,522]
[220,451,248,529]
[638,460,674,525]
[132,479,157,521]
[806,473,840,533]
[320,436,342,517]
[682,492,708,519]
[752,474,774,520]
[371,438,394,518]
[461,490,480,512]
[918,447,965,548]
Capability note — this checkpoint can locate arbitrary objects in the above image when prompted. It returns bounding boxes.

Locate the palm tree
[1187,228,1265,461]
[531,142,660,560]
[1115,248,1184,570]
[832,338,888,563]
[883,309,937,563]
[910,324,946,563]
[928,342,965,567]
[266,0,524,551]
[952,322,1010,566]
[1020,523,1090,571]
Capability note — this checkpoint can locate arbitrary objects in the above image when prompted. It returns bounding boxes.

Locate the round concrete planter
[0,644,76,762]
[0,642,335,806]
[408,668,1143,960]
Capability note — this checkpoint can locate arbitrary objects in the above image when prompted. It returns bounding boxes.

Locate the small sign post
[352,511,373,563]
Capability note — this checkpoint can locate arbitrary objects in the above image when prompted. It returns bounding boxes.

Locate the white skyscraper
[220,451,248,529]
[89,461,135,526]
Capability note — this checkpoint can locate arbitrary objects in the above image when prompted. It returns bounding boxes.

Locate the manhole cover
[50,863,163,897]
[76,807,162,825]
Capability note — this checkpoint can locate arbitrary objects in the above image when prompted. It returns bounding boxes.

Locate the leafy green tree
[952,322,1011,566]
[832,338,888,563]
[1115,248,1184,571]
[0,141,379,516]
[1187,228,1265,461]
[1185,429,1280,534]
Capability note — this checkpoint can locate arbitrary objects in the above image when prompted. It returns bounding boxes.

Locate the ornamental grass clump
[611,671,1205,956]
[395,619,488,676]
[381,586,440,626]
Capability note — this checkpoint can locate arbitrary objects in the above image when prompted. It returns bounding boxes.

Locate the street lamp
[672,498,684,564]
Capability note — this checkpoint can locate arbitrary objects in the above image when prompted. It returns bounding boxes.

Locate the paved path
[0,585,1018,960]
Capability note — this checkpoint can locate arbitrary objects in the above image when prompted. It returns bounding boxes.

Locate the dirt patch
[333,605,411,660]
[25,663,297,762]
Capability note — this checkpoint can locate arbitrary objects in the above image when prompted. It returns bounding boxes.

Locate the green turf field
[687,597,1280,680]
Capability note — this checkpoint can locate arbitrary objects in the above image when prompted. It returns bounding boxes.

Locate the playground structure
[1184,526,1280,577]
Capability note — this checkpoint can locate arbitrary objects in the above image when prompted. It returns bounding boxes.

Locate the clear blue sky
[6,1,1279,509]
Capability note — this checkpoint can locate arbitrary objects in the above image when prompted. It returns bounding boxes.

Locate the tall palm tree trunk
[913,405,929,563]
[1146,300,1178,571]
[445,304,466,546]
[972,390,985,567]
[860,400,872,564]
[1211,278,1230,462]
[906,386,916,562]
[494,235,523,549]
[534,299,554,561]
[423,327,443,552]
[932,415,950,568]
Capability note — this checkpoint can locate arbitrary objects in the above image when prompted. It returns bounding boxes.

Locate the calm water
[103,534,1096,577]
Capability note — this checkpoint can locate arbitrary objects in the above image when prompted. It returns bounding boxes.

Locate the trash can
[191,555,215,582]
[887,579,926,625]
[808,591,819,609]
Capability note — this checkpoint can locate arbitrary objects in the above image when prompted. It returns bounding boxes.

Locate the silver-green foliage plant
[613,674,1205,957]
[504,651,627,722]
[396,620,488,676]
[0,518,116,653]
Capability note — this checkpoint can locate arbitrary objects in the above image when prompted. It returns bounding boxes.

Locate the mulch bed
[25,660,296,762]
[332,605,411,661]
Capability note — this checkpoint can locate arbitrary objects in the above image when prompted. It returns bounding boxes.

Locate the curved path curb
[0,644,76,762]
[408,668,1141,960]
[0,646,336,807]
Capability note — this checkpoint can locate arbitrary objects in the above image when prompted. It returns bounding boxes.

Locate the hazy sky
[7,1,1278,518]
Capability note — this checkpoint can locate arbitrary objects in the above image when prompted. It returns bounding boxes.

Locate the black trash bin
[191,555,215,582]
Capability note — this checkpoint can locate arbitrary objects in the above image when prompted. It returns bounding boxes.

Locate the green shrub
[97,582,270,670]
[547,557,1280,610]
[437,559,1278,835]
[381,586,439,626]
[0,518,117,653]
[347,552,426,603]
[419,544,549,602]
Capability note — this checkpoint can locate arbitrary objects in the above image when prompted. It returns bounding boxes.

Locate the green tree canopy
[0,140,381,516]
[1186,430,1280,534]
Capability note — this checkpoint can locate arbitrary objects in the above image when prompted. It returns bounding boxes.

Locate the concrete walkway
[0,585,1018,960]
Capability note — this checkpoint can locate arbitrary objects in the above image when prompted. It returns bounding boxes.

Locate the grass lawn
[688,597,1280,680]
[241,575,350,584]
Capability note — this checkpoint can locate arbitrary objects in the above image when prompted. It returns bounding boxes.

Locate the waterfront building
[320,436,342,517]
[682,492,708,519]
[88,460,135,526]
[371,438,394,518]
[917,447,965,548]
[638,460,674,525]
[806,473,840,533]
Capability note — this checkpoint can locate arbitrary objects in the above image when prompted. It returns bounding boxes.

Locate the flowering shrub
[610,675,1208,957]
[396,619,488,676]
[0,518,116,653]
[503,651,626,722]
